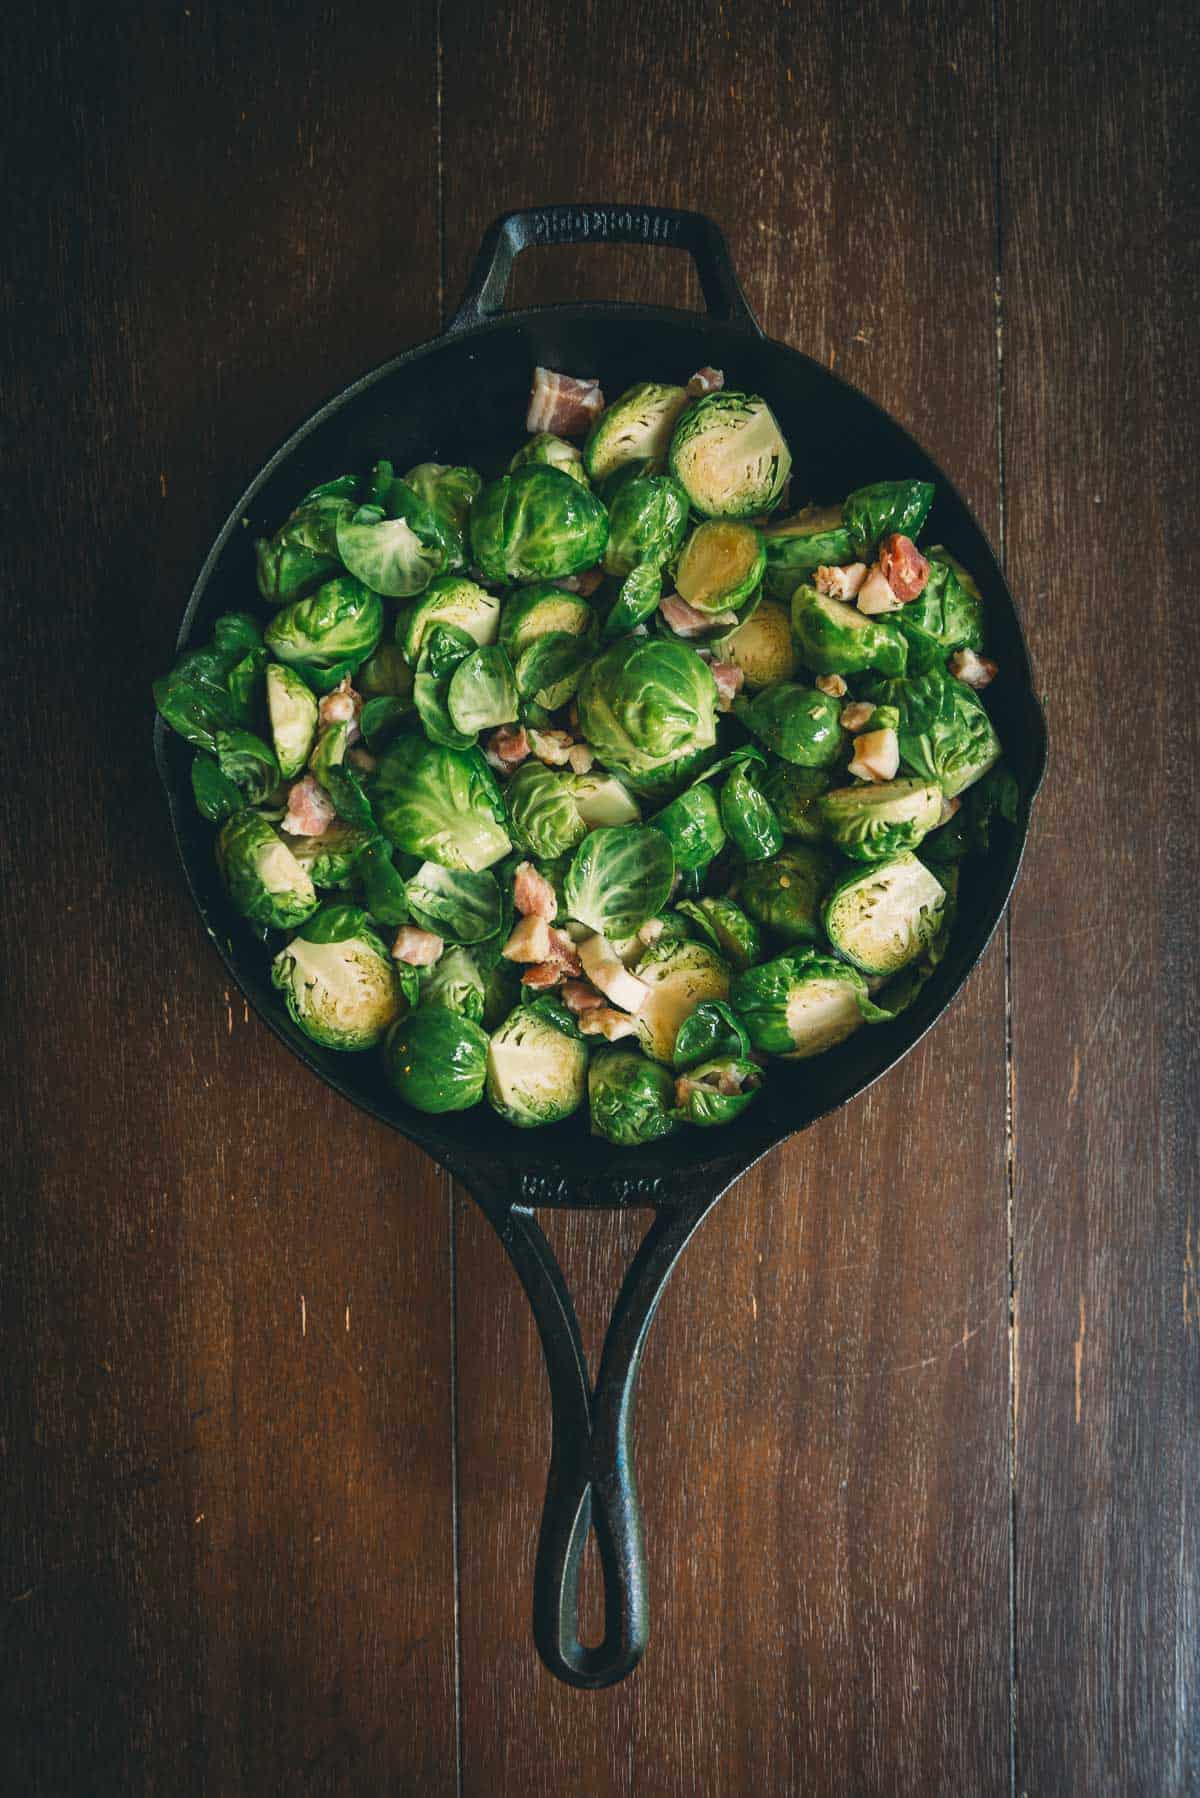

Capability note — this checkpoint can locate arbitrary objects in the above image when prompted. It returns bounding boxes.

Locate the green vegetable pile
[156,370,1016,1143]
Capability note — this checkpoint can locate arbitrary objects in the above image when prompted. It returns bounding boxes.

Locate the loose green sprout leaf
[668,392,792,518]
[759,761,832,843]
[818,778,944,862]
[731,949,881,1058]
[761,505,855,600]
[373,734,511,872]
[226,646,269,719]
[271,904,403,1051]
[419,945,486,1021]
[470,466,608,582]
[740,844,837,945]
[790,585,909,678]
[674,1057,762,1127]
[564,825,675,937]
[588,1049,679,1145]
[215,729,281,805]
[733,682,843,767]
[822,852,948,975]
[576,637,718,777]
[583,382,690,483]
[673,998,752,1069]
[153,620,264,751]
[254,495,352,605]
[216,811,319,931]
[601,561,663,639]
[191,753,243,824]
[266,664,319,778]
[358,838,410,927]
[413,625,476,750]
[321,763,376,831]
[648,780,726,871]
[675,519,765,614]
[486,998,589,1128]
[384,1007,489,1113]
[447,646,519,735]
[842,479,935,559]
[335,502,442,598]
[602,470,689,577]
[719,763,783,862]
[510,433,590,486]
[404,863,502,944]
[505,762,589,861]
[308,720,349,790]
[359,695,411,752]
[675,898,762,971]
[710,598,796,688]
[866,666,1002,797]
[632,938,732,1064]
[403,462,482,571]
[265,575,384,677]
[399,575,502,667]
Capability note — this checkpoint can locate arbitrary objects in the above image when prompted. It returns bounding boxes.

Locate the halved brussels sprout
[373,734,511,872]
[674,519,765,614]
[287,821,373,889]
[896,548,984,672]
[271,903,403,1050]
[602,470,689,577]
[505,762,589,861]
[649,780,726,871]
[761,504,855,600]
[719,762,782,862]
[759,761,832,843]
[564,825,675,938]
[399,575,501,667]
[403,463,482,571]
[513,632,593,710]
[867,666,1001,797]
[447,646,519,735]
[265,576,384,679]
[498,583,595,661]
[588,1048,679,1145]
[419,945,486,1021]
[668,392,792,518]
[734,682,843,767]
[818,778,944,862]
[266,664,319,779]
[731,949,880,1058]
[632,939,731,1063]
[469,466,608,582]
[576,637,718,777]
[255,492,353,605]
[384,1007,489,1113]
[739,845,837,945]
[413,625,475,751]
[216,811,319,931]
[710,598,796,689]
[568,773,640,829]
[790,586,908,678]
[842,479,935,559]
[675,898,762,971]
[510,433,590,487]
[583,382,690,483]
[486,998,588,1128]
[674,1057,762,1127]
[822,852,947,975]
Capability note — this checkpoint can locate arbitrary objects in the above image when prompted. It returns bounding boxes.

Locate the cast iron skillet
[155,205,1046,1689]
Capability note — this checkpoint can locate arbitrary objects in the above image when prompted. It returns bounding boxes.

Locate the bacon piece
[545,927,583,977]
[553,567,604,597]
[815,673,848,698]
[814,561,868,600]
[513,860,558,921]
[503,915,552,963]
[856,565,903,615]
[638,917,664,947]
[566,742,594,774]
[391,925,444,967]
[318,677,363,744]
[659,593,737,637]
[878,533,931,602]
[674,1075,696,1108]
[530,728,574,767]
[710,660,744,711]
[281,774,336,837]
[483,724,530,774]
[687,366,725,396]
[949,648,998,689]
[578,1007,640,1042]
[562,980,605,1014]
[521,962,566,992]
[841,701,875,733]
[938,794,963,826]
[526,368,605,437]
[848,727,900,783]
[348,745,378,774]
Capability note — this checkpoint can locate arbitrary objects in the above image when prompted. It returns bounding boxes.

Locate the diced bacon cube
[513,860,558,920]
[562,980,605,1014]
[391,925,444,966]
[857,565,903,614]
[878,533,931,602]
[530,728,574,767]
[814,562,868,600]
[674,1075,696,1107]
[848,727,900,783]
[659,593,737,637]
[521,963,565,992]
[566,742,594,774]
[949,648,998,689]
[841,702,875,733]
[553,568,603,597]
[483,724,530,774]
[526,368,605,437]
[578,1007,640,1042]
[502,915,552,963]
[281,774,336,838]
[687,366,725,396]
[710,660,744,711]
[545,927,583,977]
[816,673,848,698]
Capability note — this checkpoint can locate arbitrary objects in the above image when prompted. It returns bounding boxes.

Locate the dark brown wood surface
[1,2,1195,1793]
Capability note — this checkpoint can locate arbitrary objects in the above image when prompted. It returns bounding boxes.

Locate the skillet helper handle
[447,203,761,334]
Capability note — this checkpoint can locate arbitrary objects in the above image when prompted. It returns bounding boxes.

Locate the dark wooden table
[4,2,1197,1792]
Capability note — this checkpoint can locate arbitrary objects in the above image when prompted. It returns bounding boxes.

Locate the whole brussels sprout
[271,903,403,1050]
[588,1048,679,1146]
[649,780,726,871]
[583,382,690,483]
[710,598,796,689]
[842,479,935,559]
[719,762,782,862]
[734,682,843,767]
[576,637,718,777]
[266,664,319,779]
[675,898,762,971]
[896,548,984,673]
[373,734,511,872]
[672,998,752,1069]
[469,466,608,582]
[791,587,909,679]
[153,615,265,752]
[420,945,486,1021]
[486,998,588,1128]
[674,1057,762,1127]
[818,778,943,862]
[215,728,281,806]
[759,761,832,843]
[731,949,880,1059]
[216,811,319,931]
[505,762,589,861]
[384,1007,489,1113]
[674,519,765,614]
[510,433,590,487]
[822,852,948,975]
[866,666,1001,797]
[632,938,731,1064]
[255,492,354,605]
[761,505,855,600]
[265,575,384,679]
[739,844,837,945]
[403,462,483,571]
[398,575,501,667]
[601,470,689,577]
[357,643,416,703]
[668,392,791,518]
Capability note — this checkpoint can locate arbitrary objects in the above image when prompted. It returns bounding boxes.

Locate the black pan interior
[155,306,1045,1205]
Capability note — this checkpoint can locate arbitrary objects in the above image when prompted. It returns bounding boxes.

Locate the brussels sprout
[357,838,410,927]
[420,945,486,1021]
[587,1049,679,1146]
[583,382,690,483]
[510,433,590,487]
[649,780,726,871]
[568,772,640,829]
[710,599,796,689]
[606,743,720,805]
[226,644,269,718]
[214,729,280,805]
[668,392,792,518]
[403,862,502,944]
[631,938,731,1064]
[335,501,443,599]
[358,696,410,753]
[842,479,935,559]
[601,561,665,639]
[271,903,402,1050]
[672,998,751,1068]
[759,761,832,843]
[447,646,519,735]
[790,586,909,679]
[576,637,718,777]
[675,1057,762,1127]
[399,574,501,667]
[505,762,589,861]
[384,1007,489,1113]
[153,618,265,751]
[403,462,482,570]
[470,466,608,582]
[761,505,855,600]
[734,682,843,768]
[373,734,511,872]
[255,493,353,605]
[867,667,1001,797]
[564,825,675,938]
[675,899,762,971]
[896,548,984,672]
[191,753,243,824]
[265,575,384,679]
[308,720,349,790]
[287,821,373,889]
[818,778,944,862]
[216,811,319,931]
[513,632,593,711]
[822,852,948,975]
[675,519,765,615]
[486,998,588,1129]
[264,663,318,779]
[720,762,783,862]
[740,844,837,945]
[602,471,689,577]
[731,949,882,1059]
[498,582,595,657]
[413,624,476,750]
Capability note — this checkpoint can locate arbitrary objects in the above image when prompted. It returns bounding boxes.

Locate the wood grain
[1001,0,1200,1790]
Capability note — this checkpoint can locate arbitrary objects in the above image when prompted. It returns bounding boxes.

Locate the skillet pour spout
[155,203,1047,1688]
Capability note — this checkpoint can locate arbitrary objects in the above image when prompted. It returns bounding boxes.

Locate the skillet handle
[446,204,761,335]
